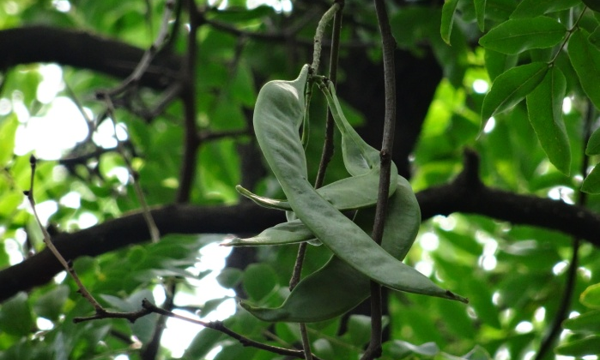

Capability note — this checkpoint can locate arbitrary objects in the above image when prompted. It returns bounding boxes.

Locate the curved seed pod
[223,219,316,247]
[242,177,426,322]
[235,185,292,211]
[236,168,393,213]
[252,66,466,303]
[316,78,382,176]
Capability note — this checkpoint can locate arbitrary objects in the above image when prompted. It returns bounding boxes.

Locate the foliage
[2,0,600,359]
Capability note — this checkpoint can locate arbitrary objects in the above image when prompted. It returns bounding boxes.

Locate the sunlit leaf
[526,66,570,175]
[563,310,600,333]
[479,17,566,54]
[0,114,18,166]
[580,282,600,308]
[510,0,580,18]
[582,164,600,193]
[481,62,548,123]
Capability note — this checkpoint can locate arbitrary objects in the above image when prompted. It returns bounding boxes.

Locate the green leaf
[526,66,570,175]
[242,264,278,302]
[474,0,487,31]
[0,114,18,166]
[0,293,34,337]
[225,220,315,247]
[216,268,244,289]
[580,283,600,308]
[568,29,600,109]
[586,127,600,155]
[33,285,69,321]
[183,329,226,359]
[241,177,424,323]
[485,49,519,81]
[383,340,440,358]
[481,62,548,122]
[563,310,600,333]
[510,0,580,18]
[463,345,493,360]
[479,17,566,54]
[581,164,600,193]
[441,0,460,45]
[588,26,600,52]
[555,335,600,356]
[344,315,372,346]
[583,0,600,12]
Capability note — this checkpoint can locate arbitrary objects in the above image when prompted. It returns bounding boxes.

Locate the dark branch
[0,26,181,90]
[2,151,600,303]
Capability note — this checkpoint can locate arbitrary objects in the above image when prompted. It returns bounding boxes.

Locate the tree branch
[2,150,600,303]
[0,26,181,90]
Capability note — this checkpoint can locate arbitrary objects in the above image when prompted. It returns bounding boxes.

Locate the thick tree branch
[0,26,180,90]
[0,203,285,303]
[2,151,600,303]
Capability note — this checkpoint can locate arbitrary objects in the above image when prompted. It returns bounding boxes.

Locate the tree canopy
[1,0,600,359]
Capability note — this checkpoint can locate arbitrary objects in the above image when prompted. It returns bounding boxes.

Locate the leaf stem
[549,6,587,65]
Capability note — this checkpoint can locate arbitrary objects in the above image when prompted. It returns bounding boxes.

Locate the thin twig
[314,0,344,189]
[26,155,105,313]
[139,300,324,360]
[101,94,161,243]
[204,17,374,49]
[140,280,177,360]
[362,0,397,359]
[198,128,251,142]
[175,0,202,204]
[534,101,593,360]
[108,0,178,96]
[311,3,340,74]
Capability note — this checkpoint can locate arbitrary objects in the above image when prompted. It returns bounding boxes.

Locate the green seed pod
[251,66,466,308]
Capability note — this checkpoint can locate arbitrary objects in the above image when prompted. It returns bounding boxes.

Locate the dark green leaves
[563,310,600,333]
[526,66,570,175]
[482,62,548,122]
[587,127,600,155]
[441,0,460,45]
[0,293,34,337]
[581,283,600,308]
[557,282,600,356]
[474,0,487,31]
[582,0,600,12]
[479,17,566,54]
[556,336,600,357]
[510,0,580,19]
[569,29,600,110]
